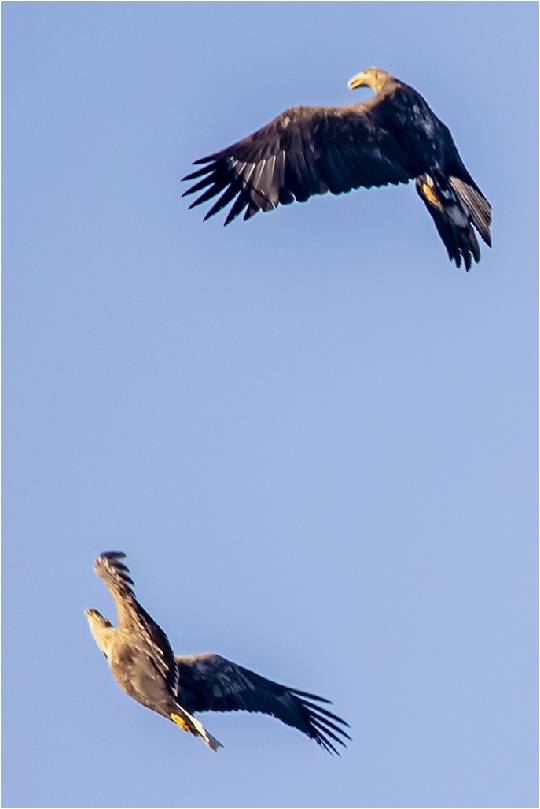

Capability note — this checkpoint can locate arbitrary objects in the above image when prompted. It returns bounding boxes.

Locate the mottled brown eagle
[85,551,350,753]
[183,67,491,270]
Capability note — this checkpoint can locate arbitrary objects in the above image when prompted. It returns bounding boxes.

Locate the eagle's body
[85,553,220,750]
[183,67,491,270]
[86,552,350,753]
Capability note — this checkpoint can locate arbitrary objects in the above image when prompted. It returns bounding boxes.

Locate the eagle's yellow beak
[347,72,368,91]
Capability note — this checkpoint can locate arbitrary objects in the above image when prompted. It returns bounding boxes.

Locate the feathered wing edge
[175,653,351,755]
[449,177,492,246]
[94,551,135,598]
[273,684,352,755]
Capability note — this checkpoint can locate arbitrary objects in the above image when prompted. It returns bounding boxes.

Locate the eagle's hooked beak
[347,72,368,91]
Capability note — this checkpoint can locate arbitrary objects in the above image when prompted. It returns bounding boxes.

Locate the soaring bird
[85,551,350,753]
[183,67,491,270]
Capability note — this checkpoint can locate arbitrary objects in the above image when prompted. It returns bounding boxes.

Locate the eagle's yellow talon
[171,713,190,732]
[421,182,443,211]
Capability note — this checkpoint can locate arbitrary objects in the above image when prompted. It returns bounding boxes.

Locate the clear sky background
[3,3,538,807]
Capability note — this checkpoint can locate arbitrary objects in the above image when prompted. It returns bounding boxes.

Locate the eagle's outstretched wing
[175,652,351,755]
[182,98,419,226]
[93,551,177,693]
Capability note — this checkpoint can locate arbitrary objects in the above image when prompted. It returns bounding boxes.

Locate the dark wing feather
[175,653,350,754]
[94,552,177,692]
[449,177,491,246]
[183,99,421,225]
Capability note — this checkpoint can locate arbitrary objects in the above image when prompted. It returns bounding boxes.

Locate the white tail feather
[191,714,223,751]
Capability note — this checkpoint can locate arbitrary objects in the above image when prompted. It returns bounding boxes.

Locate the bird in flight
[183,67,491,270]
[85,551,350,753]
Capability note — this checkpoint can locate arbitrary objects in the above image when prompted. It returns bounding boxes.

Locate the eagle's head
[85,608,115,659]
[348,67,394,94]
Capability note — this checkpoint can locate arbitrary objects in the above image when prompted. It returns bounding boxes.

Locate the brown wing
[182,99,421,225]
[93,551,176,691]
[175,652,351,755]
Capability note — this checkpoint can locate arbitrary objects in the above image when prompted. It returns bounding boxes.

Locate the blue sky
[3,2,538,807]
